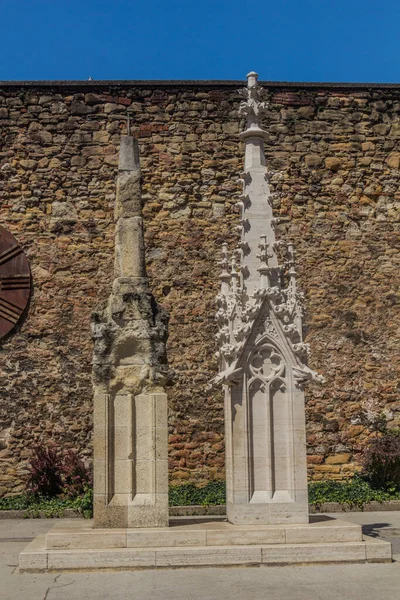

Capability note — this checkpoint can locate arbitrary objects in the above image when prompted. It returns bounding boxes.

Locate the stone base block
[93,495,169,529]
[227,499,309,525]
[19,516,392,571]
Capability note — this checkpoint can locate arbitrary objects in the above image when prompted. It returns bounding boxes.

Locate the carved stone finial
[219,243,231,296]
[219,243,230,276]
[238,71,269,135]
[246,71,259,88]
[286,243,296,276]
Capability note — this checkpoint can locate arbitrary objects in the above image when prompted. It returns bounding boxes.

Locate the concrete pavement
[1,513,399,600]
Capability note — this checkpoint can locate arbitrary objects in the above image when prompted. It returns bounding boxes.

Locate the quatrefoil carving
[248,345,285,383]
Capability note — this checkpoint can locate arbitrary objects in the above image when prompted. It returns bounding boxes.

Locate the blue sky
[1,0,399,82]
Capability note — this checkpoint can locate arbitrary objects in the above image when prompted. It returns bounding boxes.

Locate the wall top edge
[1,79,400,90]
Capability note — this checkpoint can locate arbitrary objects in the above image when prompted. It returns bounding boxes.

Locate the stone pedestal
[19,516,392,571]
[93,392,168,528]
[225,382,309,525]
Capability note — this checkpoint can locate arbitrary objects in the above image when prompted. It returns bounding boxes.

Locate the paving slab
[327,511,400,557]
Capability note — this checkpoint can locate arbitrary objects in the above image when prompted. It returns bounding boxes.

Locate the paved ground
[1,513,399,600]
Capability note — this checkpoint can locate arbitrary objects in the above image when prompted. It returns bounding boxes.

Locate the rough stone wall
[0,82,399,496]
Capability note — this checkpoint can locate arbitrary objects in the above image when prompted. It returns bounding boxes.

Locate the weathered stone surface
[325,157,341,171]
[325,454,352,465]
[92,137,169,528]
[0,82,399,494]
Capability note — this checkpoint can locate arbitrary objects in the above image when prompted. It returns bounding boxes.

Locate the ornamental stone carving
[213,72,324,525]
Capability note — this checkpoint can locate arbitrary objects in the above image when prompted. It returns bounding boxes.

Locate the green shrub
[2,473,400,517]
[24,496,78,518]
[169,480,226,506]
[0,494,30,510]
[308,476,400,509]
[0,491,93,518]
[73,485,93,518]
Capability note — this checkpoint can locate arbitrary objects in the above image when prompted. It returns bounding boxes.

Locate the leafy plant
[25,496,78,518]
[73,484,93,518]
[0,493,94,518]
[2,474,400,517]
[308,475,400,509]
[0,494,30,510]
[26,443,92,501]
[361,429,400,490]
[27,444,64,498]
[62,449,93,498]
[169,480,226,506]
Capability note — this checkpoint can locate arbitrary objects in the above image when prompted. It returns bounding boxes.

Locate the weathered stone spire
[214,72,323,526]
[114,136,146,282]
[91,135,169,529]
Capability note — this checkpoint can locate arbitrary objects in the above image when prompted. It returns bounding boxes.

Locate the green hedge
[1,478,400,517]
[169,480,226,507]
[308,477,400,509]
[0,486,93,518]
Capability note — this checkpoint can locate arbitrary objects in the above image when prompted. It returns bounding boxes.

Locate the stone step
[45,520,363,550]
[19,535,392,571]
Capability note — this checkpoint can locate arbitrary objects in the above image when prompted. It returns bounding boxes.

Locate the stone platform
[19,516,392,571]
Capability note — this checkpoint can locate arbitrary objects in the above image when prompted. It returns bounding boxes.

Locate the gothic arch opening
[247,342,293,503]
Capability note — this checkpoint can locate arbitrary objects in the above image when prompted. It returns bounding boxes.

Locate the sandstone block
[325,454,352,465]
[325,157,341,171]
[20,159,36,169]
[345,425,365,438]
[386,153,400,168]
[71,101,91,115]
[305,154,323,167]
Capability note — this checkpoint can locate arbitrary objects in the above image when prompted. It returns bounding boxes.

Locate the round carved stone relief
[248,345,284,382]
[0,226,31,338]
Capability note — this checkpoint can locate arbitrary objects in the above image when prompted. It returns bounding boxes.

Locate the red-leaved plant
[62,449,93,498]
[27,444,64,497]
[27,443,92,499]
[361,429,400,491]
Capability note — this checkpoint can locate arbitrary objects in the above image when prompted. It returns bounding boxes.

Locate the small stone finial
[220,243,230,270]
[239,71,268,134]
[257,235,268,261]
[246,71,259,88]
[219,243,231,295]
[287,243,296,276]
